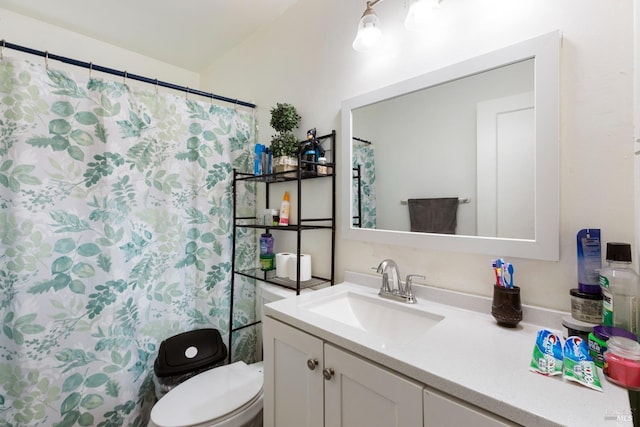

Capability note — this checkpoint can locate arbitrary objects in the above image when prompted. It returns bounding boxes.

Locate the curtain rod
[1,39,256,109]
[353,136,372,145]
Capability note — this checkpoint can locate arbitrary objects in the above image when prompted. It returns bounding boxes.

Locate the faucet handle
[404,274,425,303]
[405,274,425,284]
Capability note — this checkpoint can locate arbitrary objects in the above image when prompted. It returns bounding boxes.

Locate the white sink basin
[299,291,444,346]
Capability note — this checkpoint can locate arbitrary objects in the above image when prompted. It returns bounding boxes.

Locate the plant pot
[273,156,298,178]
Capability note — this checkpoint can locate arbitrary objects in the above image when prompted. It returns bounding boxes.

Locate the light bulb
[352,3,382,52]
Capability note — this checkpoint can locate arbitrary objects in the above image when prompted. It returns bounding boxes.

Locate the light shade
[352,2,382,53]
[404,0,440,32]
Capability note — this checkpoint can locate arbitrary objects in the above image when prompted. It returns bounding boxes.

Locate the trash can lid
[154,328,227,378]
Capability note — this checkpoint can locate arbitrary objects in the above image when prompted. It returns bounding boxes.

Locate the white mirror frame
[341,31,560,261]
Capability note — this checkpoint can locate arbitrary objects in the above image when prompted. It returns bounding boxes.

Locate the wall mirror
[341,31,560,260]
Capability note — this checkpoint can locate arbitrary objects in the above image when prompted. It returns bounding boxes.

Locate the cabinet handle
[306,358,319,371]
[322,368,335,380]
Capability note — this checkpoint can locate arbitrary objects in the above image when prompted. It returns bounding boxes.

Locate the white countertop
[263,272,633,427]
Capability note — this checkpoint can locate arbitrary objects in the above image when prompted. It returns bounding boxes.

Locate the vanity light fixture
[352,0,443,52]
[352,1,383,53]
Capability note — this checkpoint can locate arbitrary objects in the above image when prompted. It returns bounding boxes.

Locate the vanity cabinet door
[423,387,519,427]
[324,344,423,427]
[263,317,324,427]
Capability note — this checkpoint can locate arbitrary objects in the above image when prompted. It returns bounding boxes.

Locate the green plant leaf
[51,101,74,117]
[49,119,72,135]
[15,313,36,327]
[185,241,197,254]
[189,123,203,135]
[80,393,103,409]
[62,373,84,393]
[67,145,85,161]
[78,412,94,426]
[70,129,94,146]
[71,262,95,278]
[187,228,200,239]
[75,111,99,125]
[3,311,15,323]
[52,256,73,274]
[95,123,108,143]
[0,159,12,172]
[51,136,70,151]
[28,274,70,294]
[97,253,111,272]
[201,232,216,243]
[19,324,45,334]
[84,373,108,388]
[203,130,216,141]
[77,243,100,257]
[26,137,54,148]
[69,280,86,294]
[54,238,77,254]
[186,136,200,149]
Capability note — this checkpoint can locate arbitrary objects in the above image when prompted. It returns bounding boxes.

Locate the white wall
[202,0,635,312]
[0,7,199,96]
[1,2,635,313]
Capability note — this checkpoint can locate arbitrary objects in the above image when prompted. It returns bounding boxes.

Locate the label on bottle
[599,274,613,326]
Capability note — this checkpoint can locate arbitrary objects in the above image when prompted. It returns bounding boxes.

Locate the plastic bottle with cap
[278,191,290,226]
[599,242,640,335]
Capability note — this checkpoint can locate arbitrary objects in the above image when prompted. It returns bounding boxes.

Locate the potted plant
[270,103,301,177]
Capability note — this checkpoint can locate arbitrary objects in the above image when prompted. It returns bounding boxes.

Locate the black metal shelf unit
[352,165,362,228]
[227,130,336,361]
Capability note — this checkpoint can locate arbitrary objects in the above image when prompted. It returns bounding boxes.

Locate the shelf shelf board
[234,268,331,291]
[234,171,334,183]
[233,223,333,231]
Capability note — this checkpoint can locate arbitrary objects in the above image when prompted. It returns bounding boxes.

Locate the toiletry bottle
[576,229,602,294]
[599,242,640,335]
[278,191,290,226]
[259,232,274,255]
[254,144,264,176]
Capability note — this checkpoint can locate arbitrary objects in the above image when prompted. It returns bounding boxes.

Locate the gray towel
[407,198,458,234]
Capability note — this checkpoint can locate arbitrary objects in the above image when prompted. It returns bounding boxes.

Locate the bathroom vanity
[263,272,632,427]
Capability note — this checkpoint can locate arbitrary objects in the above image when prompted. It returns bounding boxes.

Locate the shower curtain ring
[123,70,127,85]
[45,50,49,69]
[186,87,189,100]
[89,62,93,79]
[155,78,159,95]
[1,39,4,60]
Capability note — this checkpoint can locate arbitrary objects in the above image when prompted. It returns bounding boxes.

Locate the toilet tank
[257,282,298,324]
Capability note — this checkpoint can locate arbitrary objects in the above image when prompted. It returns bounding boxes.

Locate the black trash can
[153,328,227,399]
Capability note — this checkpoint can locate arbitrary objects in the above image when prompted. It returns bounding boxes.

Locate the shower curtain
[352,141,376,229]
[0,57,258,426]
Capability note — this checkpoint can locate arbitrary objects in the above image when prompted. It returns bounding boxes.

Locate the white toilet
[148,282,311,427]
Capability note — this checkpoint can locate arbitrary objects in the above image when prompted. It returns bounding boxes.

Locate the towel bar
[400,197,470,205]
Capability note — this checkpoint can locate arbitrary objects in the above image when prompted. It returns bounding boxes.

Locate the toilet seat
[150,361,263,427]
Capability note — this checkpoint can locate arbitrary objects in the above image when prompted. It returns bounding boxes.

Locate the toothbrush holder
[491,285,523,328]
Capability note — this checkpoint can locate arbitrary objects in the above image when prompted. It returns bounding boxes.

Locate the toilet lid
[151,361,263,427]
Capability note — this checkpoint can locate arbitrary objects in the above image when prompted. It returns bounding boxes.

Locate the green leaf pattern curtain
[0,58,257,426]
[352,142,376,229]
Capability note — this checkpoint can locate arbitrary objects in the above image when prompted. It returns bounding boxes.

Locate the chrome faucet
[375,259,420,304]
[376,259,401,295]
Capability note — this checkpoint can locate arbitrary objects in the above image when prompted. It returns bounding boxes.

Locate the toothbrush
[492,260,500,286]
[507,263,514,288]
[495,258,504,287]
